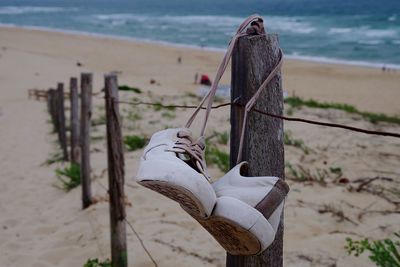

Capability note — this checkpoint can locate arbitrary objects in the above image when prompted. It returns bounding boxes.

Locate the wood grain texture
[80,73,93,209]
[70,77,80,165]
[57,83,69,161]
[105,74,127,267]
[228,34,284,267]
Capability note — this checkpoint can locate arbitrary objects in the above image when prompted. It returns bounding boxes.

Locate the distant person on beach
[200,74,212,86]
[194,72,199,84]
[177,56,182,64]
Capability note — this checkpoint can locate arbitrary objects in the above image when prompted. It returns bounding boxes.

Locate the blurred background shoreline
[2,22,399,70]
[0,0,399,68]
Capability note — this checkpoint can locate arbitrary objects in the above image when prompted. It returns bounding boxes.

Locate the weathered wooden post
[28,89,35,99]
[228,34,284,266]
[80,73,93,209]
[70,77,80,165]
[47,88,57,131]
[35,89,40,101]
[57,82,69,161]
[52,89,61,134]
[104,73,128,267]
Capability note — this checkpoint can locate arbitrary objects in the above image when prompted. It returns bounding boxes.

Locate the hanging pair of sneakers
[136,15,289,256]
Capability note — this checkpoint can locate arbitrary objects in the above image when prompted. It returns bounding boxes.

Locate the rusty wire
[112,99,400,138]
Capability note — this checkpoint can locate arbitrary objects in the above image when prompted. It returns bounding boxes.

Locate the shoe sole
[139,181,280,255]
[138,180,207,218]
[195,215,261,255]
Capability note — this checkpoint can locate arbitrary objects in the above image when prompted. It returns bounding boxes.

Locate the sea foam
[0,6,72,15]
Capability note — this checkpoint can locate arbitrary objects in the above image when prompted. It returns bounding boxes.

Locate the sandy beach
[0,26,399,267]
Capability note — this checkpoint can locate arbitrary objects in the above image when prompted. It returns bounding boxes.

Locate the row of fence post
[43,33,283,267]
[47,85,68,161]
[46,73,127,267]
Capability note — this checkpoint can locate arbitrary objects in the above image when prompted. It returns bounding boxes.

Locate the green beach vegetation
[285,96,400,125]
[118,85,142,94]
[205,141,230,173]
[55,163,81,191]
[124,135,147,151]
[346,232,400,267]
[83,258,112,267]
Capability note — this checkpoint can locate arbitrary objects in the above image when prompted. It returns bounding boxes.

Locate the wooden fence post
[80,73,93,209]
[228,34,284,266]
[105,73,128,267]
[47,88,57,131]
[70,77,80,165]
[57,82,69,161]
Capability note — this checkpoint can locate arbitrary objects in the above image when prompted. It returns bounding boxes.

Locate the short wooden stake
[70,77,80,165]
[57,82,69,161]
[228,34,284,266]
[47,88,57,131]
[80,73,93,209]
[105,73,128,267]
[35,89,40,101]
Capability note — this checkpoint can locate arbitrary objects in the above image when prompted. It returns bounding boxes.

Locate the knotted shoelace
[169,129,209,179]
[170,14,283,179]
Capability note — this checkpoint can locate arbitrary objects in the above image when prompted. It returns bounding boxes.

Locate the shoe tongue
[177,128,192,138]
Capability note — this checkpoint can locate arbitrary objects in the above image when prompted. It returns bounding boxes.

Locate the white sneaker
[136,130,287,255]
[194,196,278,255]
[136,128,217,218]
[213,162,289,228]
[136,14,287,256]
[204,162,289,255]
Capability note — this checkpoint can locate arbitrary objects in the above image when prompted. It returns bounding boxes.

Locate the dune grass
[215,131,229,145]
[127,110,142,121]
[118,85,142,94]
[184,92,198,98]
[152,102,176,111]
[205,141,230,173]
[285,96,400,125]
[91,115,107,126]
[42,152,64,166]
[161,111,176,119]
[124,135,147,151]
[346,232,400,267]
[56,163,80,191]
[284,130,309,154]
[285,162,343,185]
[83,258,112,267]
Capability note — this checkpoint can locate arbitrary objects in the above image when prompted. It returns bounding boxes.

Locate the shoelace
[169,129,209,179]
[170,15,283,179]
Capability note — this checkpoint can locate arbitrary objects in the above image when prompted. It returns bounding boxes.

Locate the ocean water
[0,0,399,68]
